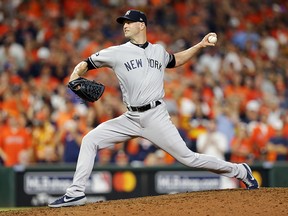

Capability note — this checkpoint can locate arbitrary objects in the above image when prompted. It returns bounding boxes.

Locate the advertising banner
[14,170,142,206]
[1,163,274,207]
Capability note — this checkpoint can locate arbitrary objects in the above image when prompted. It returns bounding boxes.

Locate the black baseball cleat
[48,195,87,208]
[241,163,259,189]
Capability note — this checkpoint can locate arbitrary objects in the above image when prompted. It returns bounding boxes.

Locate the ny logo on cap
[125,10,131,16]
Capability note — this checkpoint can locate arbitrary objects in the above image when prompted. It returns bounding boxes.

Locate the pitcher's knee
[82,133,99,151]
[176,152,199,166]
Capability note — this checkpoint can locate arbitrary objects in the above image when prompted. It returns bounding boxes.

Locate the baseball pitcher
[49,10,258,208]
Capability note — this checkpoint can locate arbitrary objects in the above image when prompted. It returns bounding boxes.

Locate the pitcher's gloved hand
[68,77,105,102]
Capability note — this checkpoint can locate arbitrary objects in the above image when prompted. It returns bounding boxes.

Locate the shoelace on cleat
[242,178,253,187]
[55,195,65,202]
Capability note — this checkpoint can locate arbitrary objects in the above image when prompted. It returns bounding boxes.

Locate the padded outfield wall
[0,162,287,207]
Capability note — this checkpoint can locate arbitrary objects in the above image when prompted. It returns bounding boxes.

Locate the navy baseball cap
[116,10,147,26]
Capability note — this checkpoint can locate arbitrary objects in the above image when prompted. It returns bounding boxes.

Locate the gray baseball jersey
[65,41,248,197]
[88,41,170,106]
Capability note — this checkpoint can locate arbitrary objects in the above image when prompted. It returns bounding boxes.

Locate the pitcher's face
[123,21,144,39]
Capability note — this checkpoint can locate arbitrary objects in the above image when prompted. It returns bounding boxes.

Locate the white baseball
[208,35,217,44]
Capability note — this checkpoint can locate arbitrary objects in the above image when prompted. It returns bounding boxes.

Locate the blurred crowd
[1,0,288,167]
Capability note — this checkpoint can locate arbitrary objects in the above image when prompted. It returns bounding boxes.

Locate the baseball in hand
[208,35,217,44]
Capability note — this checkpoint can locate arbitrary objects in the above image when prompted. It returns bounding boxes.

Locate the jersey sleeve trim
[85,57,98,70]
[166,54,176,68]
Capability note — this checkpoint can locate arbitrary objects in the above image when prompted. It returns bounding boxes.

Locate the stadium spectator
[196,119,237,188]
[249,109,275,161]
[195,47,222,79]
[266,119,288,162]
[197,119,229,160]
[0,115,32,167]
[144,149,167,166]
[230,123,254,164]
[213,99,238,154]
[31,108,59,163]
[96,148,113,165]
[57,118,83,163]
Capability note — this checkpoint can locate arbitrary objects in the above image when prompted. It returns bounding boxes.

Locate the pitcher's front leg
[66,115,138,197]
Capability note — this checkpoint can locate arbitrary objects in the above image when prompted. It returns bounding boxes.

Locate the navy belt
[127,101,161,112]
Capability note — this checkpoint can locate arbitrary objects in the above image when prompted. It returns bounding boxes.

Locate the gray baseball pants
[66,102,246,197]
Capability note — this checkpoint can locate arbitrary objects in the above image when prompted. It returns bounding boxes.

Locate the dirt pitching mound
[1,188,287,216]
